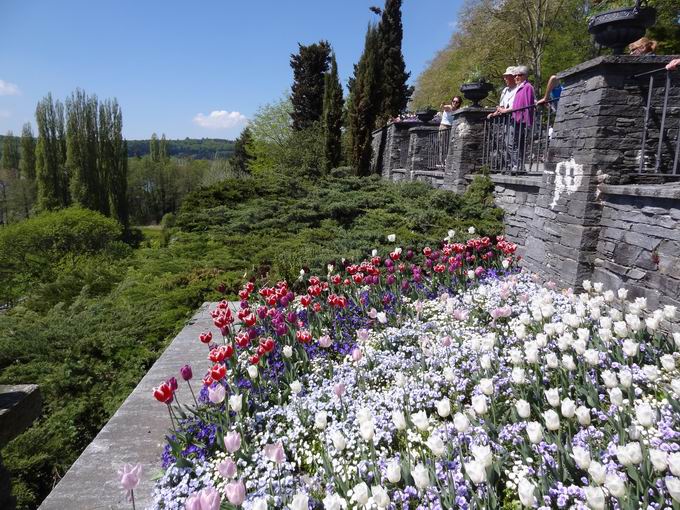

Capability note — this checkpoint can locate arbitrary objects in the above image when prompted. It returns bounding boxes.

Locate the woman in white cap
[488,66,518,118]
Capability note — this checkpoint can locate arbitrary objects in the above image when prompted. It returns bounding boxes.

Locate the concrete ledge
[0,384,41,447]
[481,173,543,188]
[600,184,680,200]
[413,170,445,178]
[38,303,228,510]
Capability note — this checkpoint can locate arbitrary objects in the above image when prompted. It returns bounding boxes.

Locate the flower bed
[141,232,680,510]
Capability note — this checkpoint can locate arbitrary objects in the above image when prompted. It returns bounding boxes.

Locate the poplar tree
[20,123,36,180]
[101,99,128,228]
[290,41,331,130]
[347,24,381,176]
[321,53,344,173]
[150,133,160,162]
[160,134,168,161]
[377,0,411,125]
[1,131,20,171]
[35,93,68,210]
[66,89,101,212]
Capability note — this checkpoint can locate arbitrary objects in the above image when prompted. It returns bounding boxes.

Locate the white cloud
[192,110,248,130]
[0,80,20,96]
[0,110,10,119]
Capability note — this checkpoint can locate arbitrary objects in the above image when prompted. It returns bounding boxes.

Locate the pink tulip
[351,348,363,362]
[185,494,202,510]
[208,384,226,404]
[441,336,452,347]
[117,463,141,492]
[218,458,237,478]
[186,487,221,510]
[368,308,378,319]
[318,334,332,348]
[333,383,346,398]
[224,431,241,453]
[263,442,286,464]
[452,309,468,321]
[225,479,246,506]
[357,329,370,342]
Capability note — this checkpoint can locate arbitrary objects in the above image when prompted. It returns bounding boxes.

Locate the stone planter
[588,6,656,54]
[415,109,438,123]
[460,82,494,107]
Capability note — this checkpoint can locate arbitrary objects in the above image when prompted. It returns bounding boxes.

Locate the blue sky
[0,0,462,140]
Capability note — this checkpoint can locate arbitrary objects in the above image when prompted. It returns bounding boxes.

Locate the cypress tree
[1,131,20,171]
[66,89,101,212]
[20,123,36,180]
[290,41,331,130]
[150,133,160,162]
[377,0,411,125]
[231,127,254,176]
[321,53,344,173]
[35,93,68,210]
[347,24,382,176]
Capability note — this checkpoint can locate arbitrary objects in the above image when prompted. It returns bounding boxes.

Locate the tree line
[243,0,411,178]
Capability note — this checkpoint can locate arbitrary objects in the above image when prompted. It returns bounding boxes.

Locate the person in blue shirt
[536,75,562,109]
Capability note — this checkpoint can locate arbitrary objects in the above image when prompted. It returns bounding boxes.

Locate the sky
[0,0,463,140]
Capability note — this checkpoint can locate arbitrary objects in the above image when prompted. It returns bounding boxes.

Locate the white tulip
[582,280,592,291]
[472,395,488,415]
[436,398,451,418]
[443,367,455,382]
[516,399,531,419]
[426,434,446,456]
[617,288,628,300]
[598,327,613,343]
[314,411,328,430]
[467,226,476,234]
[511,367,526,384]
[411,463,431,489]
[283,345,293,358]
[614,321,629,338]
[322,494,347,510]
[650,449,668,472]
[666,476,680,502]
[588,461,606,485]
[618,368,632,388]
[546,352,559,369]
[661,354,676,371]
[290,380,302,394]
[480,354,492,369]
[562,355,577,371]
[604,474,626,498]
[628,424,641,440]
[479,378,494,396]
[386,461,401,483]
[411,410,429,431]
[584,486,605,510]
[395,373,407,388]
[675,332,680,349]
[356,408,372,424]
[617,442,642,466]
[247,365,258,379]
[603,290,615,302]
[229,394,243,413]
[672,379,680,395]
[643,365,660,382]
[561,398,576,419]
[669,452,680,476]
[330,430,346,451]
[351,482,369,506]
[576,406,591,426]
[392,410,407,430]
[536,333,548,347]
[664,305,677,320]
[543,410,560,431]
[572,446,591,470]
[545,388,561,407]
[359,420,375,442]
[610,308,622,321]
[371,486,390,508]
[601,370,618,388]
[593,282,604,293]
[464,460,487,484]
[526,421,543,444]
[387,234,396,242]
[453,412,470,433]
[636,402,656,428]
[517,478,536,507]
[252,497,269,510]
[471,444,493,467]
[289,493,309,510]
[572,339,586,355]
[609,387,624,406]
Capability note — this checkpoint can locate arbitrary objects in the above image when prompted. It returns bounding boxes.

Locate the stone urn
[588,2,656,54]
[460,82,494,107]
[415,109,438,123]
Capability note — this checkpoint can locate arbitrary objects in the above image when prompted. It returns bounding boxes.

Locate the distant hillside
[127,138,235,159]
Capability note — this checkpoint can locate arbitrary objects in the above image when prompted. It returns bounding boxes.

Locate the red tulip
[153,382,174,404]
[210,364,227,382]
[249,354,260,365]
[199,331,213,344]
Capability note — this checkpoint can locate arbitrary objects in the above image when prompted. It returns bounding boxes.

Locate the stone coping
[413,170,445,178]
[0,384,41,447]
[558,55,674,80]
[38,302,230,510]
[481,173,543,188]
[599,183,680,200]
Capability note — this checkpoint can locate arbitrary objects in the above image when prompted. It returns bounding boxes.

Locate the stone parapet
[444,108,494,192]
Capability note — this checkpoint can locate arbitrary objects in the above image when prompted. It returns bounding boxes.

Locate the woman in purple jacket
[508,66,535,172]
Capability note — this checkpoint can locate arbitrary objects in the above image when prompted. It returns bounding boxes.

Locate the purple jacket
[512,81,536,125]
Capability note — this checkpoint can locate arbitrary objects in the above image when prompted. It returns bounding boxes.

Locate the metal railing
[633,67,679,175]
[424,128,451,170]
[482,99,557,174]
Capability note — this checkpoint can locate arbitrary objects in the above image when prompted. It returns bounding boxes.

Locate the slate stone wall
[592,185,680,309]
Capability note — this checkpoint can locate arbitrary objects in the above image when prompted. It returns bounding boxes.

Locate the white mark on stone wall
[456,122,470,138]
[550,158,583,209]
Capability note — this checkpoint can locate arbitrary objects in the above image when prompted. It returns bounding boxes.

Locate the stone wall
[592,184,680,309]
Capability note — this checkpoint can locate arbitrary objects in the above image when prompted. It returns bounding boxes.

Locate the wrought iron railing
[482,100,557,174]
[633,66,679,175]
[424,128,451,170]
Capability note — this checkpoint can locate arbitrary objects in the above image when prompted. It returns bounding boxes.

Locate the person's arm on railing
[667,59,680,71]
[537,75,559,106]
